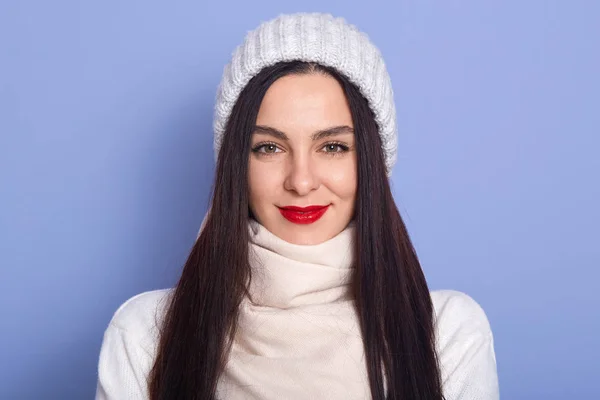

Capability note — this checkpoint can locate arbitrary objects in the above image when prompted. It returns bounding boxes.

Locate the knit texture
[213,12,398,176]
[95,220,500,399]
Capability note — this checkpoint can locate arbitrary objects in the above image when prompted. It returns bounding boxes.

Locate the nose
[283,154,320,196]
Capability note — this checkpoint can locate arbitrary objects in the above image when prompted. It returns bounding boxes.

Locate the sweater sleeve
[95,290,169,400]
[95,322,153,400]
[433,290,500,400]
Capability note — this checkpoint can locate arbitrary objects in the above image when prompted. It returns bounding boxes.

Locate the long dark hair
[148,61,444,400]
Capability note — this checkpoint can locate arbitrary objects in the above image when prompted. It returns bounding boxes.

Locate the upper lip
[279,205,330,212]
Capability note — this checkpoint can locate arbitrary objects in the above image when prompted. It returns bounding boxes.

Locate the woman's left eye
[322,143,349,153]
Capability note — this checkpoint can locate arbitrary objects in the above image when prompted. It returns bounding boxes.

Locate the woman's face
[248,72,357,245]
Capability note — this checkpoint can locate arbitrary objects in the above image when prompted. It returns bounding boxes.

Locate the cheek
[248,160,280,208]
[324,159,358,201]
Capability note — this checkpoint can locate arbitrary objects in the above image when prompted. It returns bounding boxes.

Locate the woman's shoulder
[429,290,499,397]
[430,289,493,339]
[96,289,173,398]
[105,288,174,339]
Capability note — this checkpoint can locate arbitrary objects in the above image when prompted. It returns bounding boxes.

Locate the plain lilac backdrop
[1,1,598,399]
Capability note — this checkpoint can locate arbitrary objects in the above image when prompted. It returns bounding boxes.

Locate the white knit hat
[213,12,398,176]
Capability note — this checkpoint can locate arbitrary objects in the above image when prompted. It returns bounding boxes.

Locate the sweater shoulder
[430,289,493,340]
[107,288,173,339]
[429,290,499,398]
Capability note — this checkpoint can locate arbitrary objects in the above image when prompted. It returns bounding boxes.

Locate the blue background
[1,1,598,399]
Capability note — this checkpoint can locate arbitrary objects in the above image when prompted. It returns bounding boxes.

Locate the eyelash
[251,141,351,157]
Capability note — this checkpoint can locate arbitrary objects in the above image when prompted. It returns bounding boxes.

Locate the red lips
[278,205,330,224]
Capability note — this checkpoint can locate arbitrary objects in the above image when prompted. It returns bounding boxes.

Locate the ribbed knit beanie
[213,12,398,176]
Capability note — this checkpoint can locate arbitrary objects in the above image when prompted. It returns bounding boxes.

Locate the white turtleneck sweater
[95,220,499,399]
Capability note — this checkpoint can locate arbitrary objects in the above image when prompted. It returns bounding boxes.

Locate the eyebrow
[252,125,354,141]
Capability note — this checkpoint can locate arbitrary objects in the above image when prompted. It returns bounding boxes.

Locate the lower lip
[279,206,330,224]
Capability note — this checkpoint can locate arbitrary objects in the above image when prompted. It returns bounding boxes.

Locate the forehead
[255,73,353,136]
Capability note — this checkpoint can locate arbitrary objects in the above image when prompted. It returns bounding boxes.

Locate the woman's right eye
[252,143,281,154]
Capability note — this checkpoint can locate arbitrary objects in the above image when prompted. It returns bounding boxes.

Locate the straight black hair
[148,61,444,400]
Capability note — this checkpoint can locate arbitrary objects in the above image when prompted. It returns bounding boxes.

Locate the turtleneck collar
[246,219,356,309]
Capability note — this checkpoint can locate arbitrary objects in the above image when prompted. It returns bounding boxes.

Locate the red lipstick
[278,205,330,224]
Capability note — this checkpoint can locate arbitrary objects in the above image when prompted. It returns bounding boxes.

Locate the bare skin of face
[248,73,358,245]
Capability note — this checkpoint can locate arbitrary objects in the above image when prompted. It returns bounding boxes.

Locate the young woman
[96,12,499,400]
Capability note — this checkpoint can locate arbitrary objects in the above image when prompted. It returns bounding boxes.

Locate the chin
[280,221,340,246]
